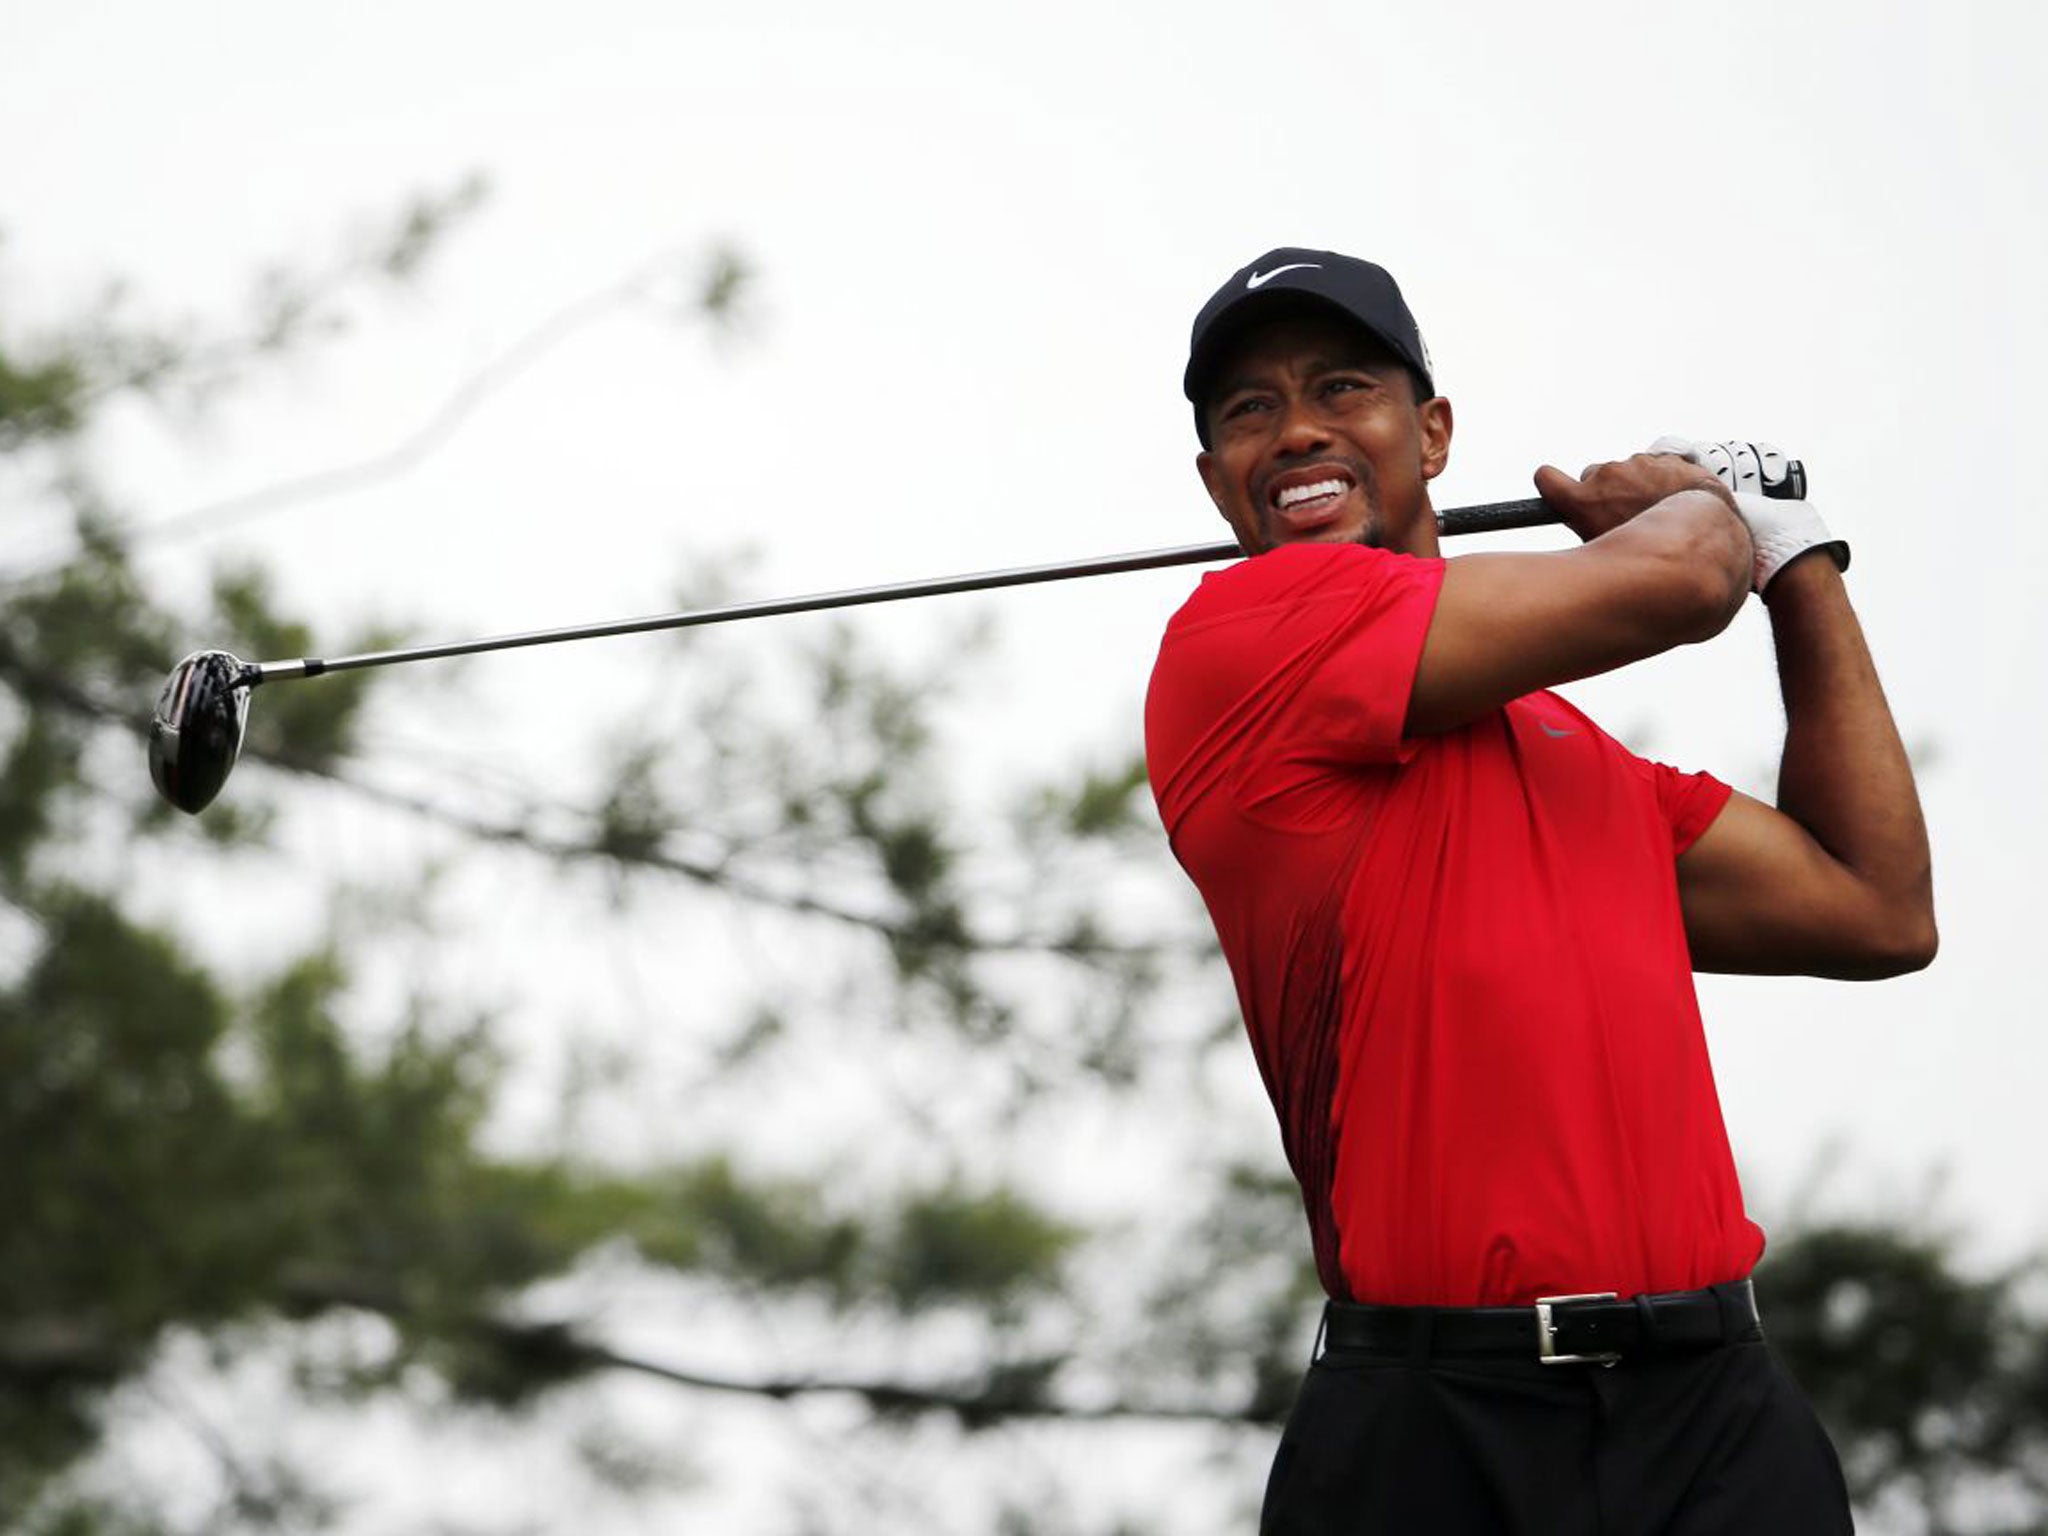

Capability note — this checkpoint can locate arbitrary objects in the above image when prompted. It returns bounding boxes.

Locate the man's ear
[1419,396,1454,482]
[1197,449,1260,556]
[1196,449,1227,517]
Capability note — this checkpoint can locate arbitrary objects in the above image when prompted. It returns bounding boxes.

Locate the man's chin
[1262,517,1382,551]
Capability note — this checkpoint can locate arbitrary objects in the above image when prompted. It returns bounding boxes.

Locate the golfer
[1144,248,1935,1534]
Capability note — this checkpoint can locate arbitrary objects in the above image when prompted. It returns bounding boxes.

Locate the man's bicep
[1676,790,1901,977]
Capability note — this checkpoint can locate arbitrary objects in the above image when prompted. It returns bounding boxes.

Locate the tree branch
[269,1269,1283,1431]
[0,1318,130,1384]
[136,265,670,547]
[577,1339,1282,1429]
[3,239,734,589]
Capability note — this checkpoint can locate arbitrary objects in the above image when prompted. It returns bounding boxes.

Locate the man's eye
[1323,377,1366,397]
[1223,397,1269,419]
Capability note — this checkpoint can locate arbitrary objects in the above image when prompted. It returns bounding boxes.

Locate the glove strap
[1734,491,1851,593]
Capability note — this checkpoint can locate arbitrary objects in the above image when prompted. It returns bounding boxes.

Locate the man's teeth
[1275,478,1348,510]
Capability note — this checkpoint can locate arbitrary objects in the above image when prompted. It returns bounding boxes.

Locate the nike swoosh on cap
[1246,263,1321,289]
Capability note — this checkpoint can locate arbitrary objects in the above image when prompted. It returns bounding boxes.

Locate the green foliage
[0,893,241,1330]
[696,244,753,327]
[0,523,170,879]
[370,176,490,284]
[513,1161,1078,1320]
[14,1497,176,1536]
[0,348,88,449]
[30,958,349,1517]
[885,1185,1079,1312]
[0,911,529,1493]
[1019,755,1152,844]
[626,1157,868,1297]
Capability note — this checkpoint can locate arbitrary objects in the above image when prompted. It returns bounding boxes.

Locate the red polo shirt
[1144,542,1763,1307]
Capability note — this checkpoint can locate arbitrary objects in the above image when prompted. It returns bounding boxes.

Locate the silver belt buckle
[1534,1292,1622,1366]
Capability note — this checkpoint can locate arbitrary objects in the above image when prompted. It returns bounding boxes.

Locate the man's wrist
[1758,544,1845,608]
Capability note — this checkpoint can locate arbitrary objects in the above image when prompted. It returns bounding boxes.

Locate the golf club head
[148,650,253,814]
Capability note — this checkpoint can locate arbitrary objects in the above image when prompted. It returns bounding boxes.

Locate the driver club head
[148,650,254,814]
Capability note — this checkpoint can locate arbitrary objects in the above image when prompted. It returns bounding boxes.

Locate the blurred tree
[0,186,1276,1536]
[0,195,2038,1536]
[1757,1215,2048,1534]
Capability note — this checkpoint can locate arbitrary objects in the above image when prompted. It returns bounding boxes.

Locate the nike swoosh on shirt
[1246,263,1321,289]
[1539,722,1577,738]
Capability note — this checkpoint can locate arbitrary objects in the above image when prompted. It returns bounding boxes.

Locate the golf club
[149,495,1560,814]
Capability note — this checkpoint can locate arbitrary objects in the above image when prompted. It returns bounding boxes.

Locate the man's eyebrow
[1212,355,1389,403]
[1307,354,1393,376]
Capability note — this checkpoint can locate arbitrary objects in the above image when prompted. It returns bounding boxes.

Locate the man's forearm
[1763,553,1936,959]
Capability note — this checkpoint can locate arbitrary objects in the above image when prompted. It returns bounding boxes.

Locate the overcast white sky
[5,0,2044,1263]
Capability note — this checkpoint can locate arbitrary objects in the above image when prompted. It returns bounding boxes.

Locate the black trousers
[1261,1333,1853,1535]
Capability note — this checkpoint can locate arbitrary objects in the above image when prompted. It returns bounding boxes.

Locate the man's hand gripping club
[1646,437,1849,593]
[1532,449,1748,546]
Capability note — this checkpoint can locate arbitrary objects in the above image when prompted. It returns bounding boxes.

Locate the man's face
[1195,312,1452,557]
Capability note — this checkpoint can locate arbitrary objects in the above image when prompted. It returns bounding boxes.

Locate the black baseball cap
[1183,248,1435,446]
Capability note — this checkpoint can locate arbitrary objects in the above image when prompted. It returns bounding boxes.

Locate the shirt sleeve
[1146,544,1444,833]
[1270,548,1446,767]
[1645,758,1735,856]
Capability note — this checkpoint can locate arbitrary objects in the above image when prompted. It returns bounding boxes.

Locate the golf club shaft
[251,496,1556,683]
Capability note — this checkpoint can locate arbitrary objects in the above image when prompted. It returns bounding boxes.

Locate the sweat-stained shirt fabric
[1144,541,1764,1307]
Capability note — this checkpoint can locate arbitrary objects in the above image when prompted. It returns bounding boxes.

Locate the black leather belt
[1320,1279,1761,1366]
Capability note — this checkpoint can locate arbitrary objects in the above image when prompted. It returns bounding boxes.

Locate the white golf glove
[1646,436,1850,594]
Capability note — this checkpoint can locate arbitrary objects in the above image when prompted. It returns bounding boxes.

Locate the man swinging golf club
[1144,248,1935,1533]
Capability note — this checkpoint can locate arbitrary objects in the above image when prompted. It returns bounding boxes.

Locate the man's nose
[1274,396,1331,455]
